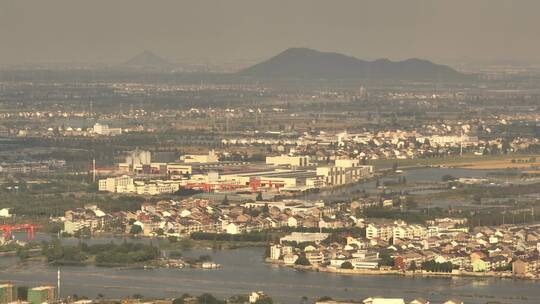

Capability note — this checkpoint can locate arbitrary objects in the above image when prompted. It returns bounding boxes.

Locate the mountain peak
[239,48,470,82]
[121,51,171,70]
[279,48,324,56]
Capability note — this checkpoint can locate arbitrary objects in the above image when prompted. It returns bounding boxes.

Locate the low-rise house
[472,258,489,272]
[363,298,405,304]
[306,251,326,265]
[283,254,299,265]
[249,291,269,303]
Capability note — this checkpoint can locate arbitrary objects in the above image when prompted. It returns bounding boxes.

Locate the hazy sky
[1,0,539,67]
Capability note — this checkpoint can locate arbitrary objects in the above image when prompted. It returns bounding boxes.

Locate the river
[2,167,539,303]
[303,167,496,202]
[1,246,540,304]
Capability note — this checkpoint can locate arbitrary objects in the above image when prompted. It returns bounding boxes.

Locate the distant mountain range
[2,49,470,83]
[120,51,172,70]
[238,48,470,81]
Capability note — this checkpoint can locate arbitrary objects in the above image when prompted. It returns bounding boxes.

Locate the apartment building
[366,223,394,241]
[98,175,134,192]
[393,224,428,240]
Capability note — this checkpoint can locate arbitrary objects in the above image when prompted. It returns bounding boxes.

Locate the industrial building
[125,149,152,167]
[220,169,317,190]
[27,286,55,304]
[93,123,122,136]
[180,150,219,163]
[316,165,372,186]
[100,156,373,195]
[98,175,180,195]
[266,155,311,167]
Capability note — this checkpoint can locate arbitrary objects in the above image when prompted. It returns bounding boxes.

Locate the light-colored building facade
[266,155,310,167]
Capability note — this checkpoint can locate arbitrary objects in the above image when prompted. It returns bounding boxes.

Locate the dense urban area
[1,57,540,304]
[3,4,540,301]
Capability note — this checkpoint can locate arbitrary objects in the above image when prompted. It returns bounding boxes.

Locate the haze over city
[2,2,540,304]
[1,0,540,67]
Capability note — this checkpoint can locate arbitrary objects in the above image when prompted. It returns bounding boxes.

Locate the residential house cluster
[63,204,110,235]
[60,198,359,237]
[268,216,540,277]
[390,223,540,275]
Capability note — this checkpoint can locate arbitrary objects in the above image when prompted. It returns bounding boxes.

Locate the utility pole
[460,129,463,157]
[319,212,323,234]
[92,158,96,183]
[57,268,61,300]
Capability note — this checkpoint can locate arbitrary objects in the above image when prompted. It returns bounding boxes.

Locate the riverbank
[63,232,271,251]
[264,258,540,281]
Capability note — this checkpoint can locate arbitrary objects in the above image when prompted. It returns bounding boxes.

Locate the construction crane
[0,223,43,240]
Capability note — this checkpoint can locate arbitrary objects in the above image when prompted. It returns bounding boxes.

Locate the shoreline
[22,235,540,282]
[264,258,539,281]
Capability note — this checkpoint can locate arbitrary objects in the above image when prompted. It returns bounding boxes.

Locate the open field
[454,158,540,170]
[369,154,540,170]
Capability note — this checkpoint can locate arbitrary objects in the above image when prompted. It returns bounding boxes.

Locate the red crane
[0,224,43,240]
